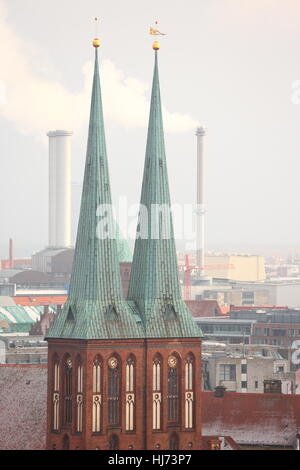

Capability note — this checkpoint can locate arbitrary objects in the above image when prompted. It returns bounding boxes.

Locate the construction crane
[182,255,207,300]
[184,254,192,301]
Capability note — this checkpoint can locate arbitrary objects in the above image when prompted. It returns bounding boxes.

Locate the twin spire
[47,37,200,340]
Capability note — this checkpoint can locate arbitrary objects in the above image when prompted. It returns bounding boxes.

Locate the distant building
[202,343,294,394]
[178,252,266,282]
[194,279,300,308]
[0,259,32,271]
[185,300,229,317]
[196,317,254,344]
[197,307,300,351]
[0,295,64,336]
[231,307,300,349]
[32,248,74,274]
[5,340,48,365]
[203,254,265,282]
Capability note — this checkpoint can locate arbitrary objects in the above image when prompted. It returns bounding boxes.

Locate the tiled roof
[0,305,56,333]
[202,435,241,450]
[202,391,300,446]
[0,365,47,450]
[185,300,226,317]
[0,269,22,279]
[13,296,67,306]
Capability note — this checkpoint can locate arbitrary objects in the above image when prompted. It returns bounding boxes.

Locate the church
[45,33,203,451]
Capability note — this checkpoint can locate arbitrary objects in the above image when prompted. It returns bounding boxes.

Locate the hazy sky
[1,0,300,259]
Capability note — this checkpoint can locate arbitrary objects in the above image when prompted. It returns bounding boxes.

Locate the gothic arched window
[108,356,121,426]
[63,355,73,426]
[93,356,101,394]
[92,355,102,433]
[153,356,161,392]
[185,354,194,429]
[152,355,162,430]
[76,355,83,433]
[125,356,135,431]
[126,357,134,392]
[167,354,180,424]
[52,354,60,431]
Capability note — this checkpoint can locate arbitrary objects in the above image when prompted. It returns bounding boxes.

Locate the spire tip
[93,38,101,48]
[93,17,101,47]
[150,20,165,50]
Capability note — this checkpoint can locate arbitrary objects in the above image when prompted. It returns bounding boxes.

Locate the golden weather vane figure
[149,21,166,50]
[149,20,166,36]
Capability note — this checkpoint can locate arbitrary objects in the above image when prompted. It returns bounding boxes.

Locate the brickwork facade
[46,338,202,450]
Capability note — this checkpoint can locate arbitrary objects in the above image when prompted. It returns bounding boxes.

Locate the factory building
[32,248,74,274]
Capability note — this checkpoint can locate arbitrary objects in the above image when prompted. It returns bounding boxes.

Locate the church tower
[46,35,202,451]
[127,38,203,450]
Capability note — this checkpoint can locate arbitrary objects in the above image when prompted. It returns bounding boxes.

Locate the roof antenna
[94,17,99,37]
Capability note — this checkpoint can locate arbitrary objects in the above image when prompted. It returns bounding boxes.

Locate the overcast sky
[1,0,300,259]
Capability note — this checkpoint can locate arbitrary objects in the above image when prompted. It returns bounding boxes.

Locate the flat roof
[195,317,257,324]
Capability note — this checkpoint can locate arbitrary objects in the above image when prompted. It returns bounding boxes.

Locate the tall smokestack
[47,130,73,248]
[196,126,206,275]
[9,238,13,269]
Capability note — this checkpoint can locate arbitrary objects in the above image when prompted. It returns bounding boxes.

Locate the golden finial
[149,21,166,50]
[93,17,101,48]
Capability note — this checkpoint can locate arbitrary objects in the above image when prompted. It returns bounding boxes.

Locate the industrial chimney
[9,238,13,269]
[47,130,73,248]
[195,126,206,276]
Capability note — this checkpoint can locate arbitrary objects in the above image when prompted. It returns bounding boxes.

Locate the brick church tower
[46,35,203,451]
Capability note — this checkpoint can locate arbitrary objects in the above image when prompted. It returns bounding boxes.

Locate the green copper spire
[47,46,143,340]
[128,50,201,338]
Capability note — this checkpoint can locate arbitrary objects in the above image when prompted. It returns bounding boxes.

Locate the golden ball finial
[152,40,160,50]
[93,38,101,48]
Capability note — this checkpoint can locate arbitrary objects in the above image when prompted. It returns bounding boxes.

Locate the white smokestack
[196,126,206,274]
[47,130,73,248]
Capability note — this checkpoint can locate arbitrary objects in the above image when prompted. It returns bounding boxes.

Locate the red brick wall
[46,338,202,450]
